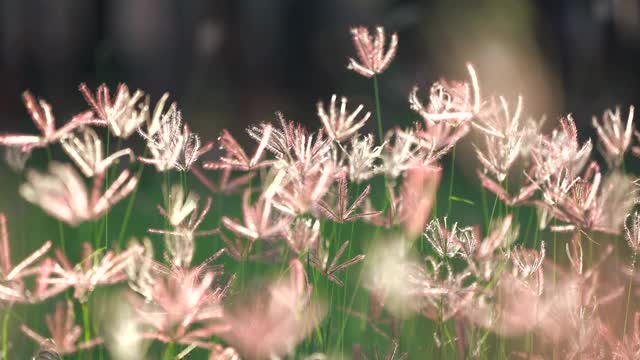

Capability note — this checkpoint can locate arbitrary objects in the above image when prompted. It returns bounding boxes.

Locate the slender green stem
[163,342,176,360]
[447,147,456,216]
[2,310,9,360]
[372,75,384,144]
[117,152,148,248]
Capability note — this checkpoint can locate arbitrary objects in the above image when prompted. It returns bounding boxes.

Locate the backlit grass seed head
[592,105,634,167]
[347,26,398,78]
[424,217,463,258]
[79,83,146,138]
[222,190,292,241]
[286,218,321,255]
[61,126,134,177]
[625,211,640,258]
[474,96,525,182]
[21,299,103,355]
[220,259,324,359]
[317,95,371,142]
[317,171,378,224]
[345,134,385,182]
[20,162,138,226]
[42,242,143,302]
[0,91,104,150]
[0,213,52,304]
[413,120,469,166]
[409,63,481,125]
[204,126,273,171]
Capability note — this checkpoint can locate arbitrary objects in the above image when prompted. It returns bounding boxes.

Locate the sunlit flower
[138,104,211,171]
[0,91,103,150]
[222,190,292,241]
[317,172,378,223]
[0,213,52,303]
[61,127,134,177]
[79,83,146,138]
[344,134,385,182]
[204,126,273,171]
[423,217,465,258]
[20,162,138,226]
[220,259,325,358]
[149,185,216,267]
[40,242,143,302]
[132,251,233,350]
[409,63,480,125]
[317,95,371,142]
[474,96,525,182]
[592,105,634,167]
[347,26,398,78]
[310,238,365,286]
[285,218,321,255]
[21,300,103,354]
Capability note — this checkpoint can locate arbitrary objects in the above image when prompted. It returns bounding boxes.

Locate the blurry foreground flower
[0,213,52,303]
[20,162,138,226]
[21,300,103,355]
[219,259,325,358]
[61,126,134,177]
[347,26,398,78]
[39,242,143,302]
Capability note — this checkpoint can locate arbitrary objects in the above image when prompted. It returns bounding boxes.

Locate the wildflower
[317,172,378,223]
[203,126,273,171]
[344,134,385,182]
[412,120,469,166]
[271,162,335,216]
[248,112,332,179]
[20,162,138,226]
[592,105,634,167]
[79,83,146,138]
[192,166,255,195]
[21,300,103,355]
[310,239,365,286]
[625,211,640,256]
[474,96,525,182]
[317,95,371,142]
[61,126,134,177]
[0,91,103,150]
[531,115,592,181]
[423,218,464,258]
[409,63,481,125]
[539,165,634,234]
[222,190,292,241]
[132,251,234,350]
[0,213,52,303]
[149,185,216,267]
[511,241,545,295]
[347,26,398,78]
[138,104,211,171]
[285,218,321,255]
[40,242,143,302]
[219,259,325,358]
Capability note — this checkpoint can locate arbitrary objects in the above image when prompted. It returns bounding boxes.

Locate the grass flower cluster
[1,25,640,360]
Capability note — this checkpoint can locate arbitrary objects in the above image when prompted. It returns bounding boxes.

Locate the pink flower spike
[222,190,292,241]
[204,127,273,171]
[317,172,378,223]
[79,83,146,139]
[0,213,52,304]
[409,63,481,125]
[0,91,104,151]
[347,26,398,78]
[21,300,103,354]
[317,95,371,142]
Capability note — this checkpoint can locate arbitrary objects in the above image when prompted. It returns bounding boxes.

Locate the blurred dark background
[1,0,640,144]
